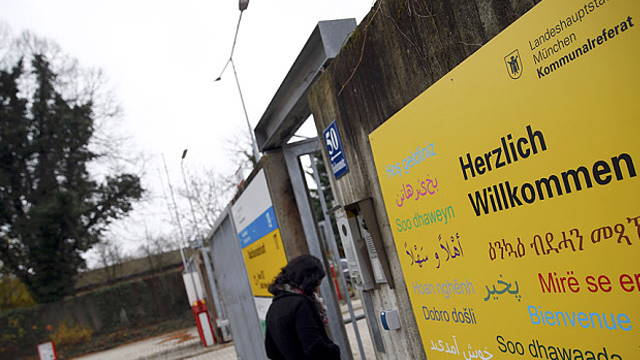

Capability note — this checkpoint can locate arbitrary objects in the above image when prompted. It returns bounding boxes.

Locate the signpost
[370,1,639,359]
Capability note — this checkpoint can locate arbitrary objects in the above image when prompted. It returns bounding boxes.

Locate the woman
[265,255,341,360]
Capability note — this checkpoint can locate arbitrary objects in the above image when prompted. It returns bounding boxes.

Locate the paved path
[186,317,374,360]
[74,327,202,360]
[74,298,375,360]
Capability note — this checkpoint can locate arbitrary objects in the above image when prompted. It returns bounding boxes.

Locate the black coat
[265,291,341,360]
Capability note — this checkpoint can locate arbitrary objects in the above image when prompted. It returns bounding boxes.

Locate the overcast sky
[1,0,372,257]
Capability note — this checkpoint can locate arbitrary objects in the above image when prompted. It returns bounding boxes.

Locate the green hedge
[0,271,191,358]
[0,304,48,356]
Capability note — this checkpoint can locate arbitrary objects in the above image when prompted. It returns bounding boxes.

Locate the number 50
[325,128,339,155]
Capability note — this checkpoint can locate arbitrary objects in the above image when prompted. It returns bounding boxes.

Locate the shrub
[51,321,93,346]
[0,277,36,312]
[0,306,47,357]
[0,270,189,358]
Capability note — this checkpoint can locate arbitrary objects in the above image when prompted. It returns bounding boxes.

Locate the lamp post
[214,0,260,164]
[180,149,226,322]
[162,154,188,269]
[161,154,200,303]
[180,149,202,238]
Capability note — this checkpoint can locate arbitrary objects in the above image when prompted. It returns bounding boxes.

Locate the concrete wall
[262,151,310,258]
[47,269,190,333]
[75,249,189,293]
[308,0,540,358]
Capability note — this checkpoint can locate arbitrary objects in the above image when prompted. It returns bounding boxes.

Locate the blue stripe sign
[238,206,279,249]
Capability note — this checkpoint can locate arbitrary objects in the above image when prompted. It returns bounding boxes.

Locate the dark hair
[268,255,326,295]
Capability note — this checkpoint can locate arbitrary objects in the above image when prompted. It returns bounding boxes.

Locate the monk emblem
[504,49,523,79]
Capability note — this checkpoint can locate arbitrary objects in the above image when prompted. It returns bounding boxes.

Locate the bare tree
[136,228,179,270]
[93,239,127,283]
[173,131,260,240]
[223,130,258,181]
[178,168,232,237]
[0,26,149,178]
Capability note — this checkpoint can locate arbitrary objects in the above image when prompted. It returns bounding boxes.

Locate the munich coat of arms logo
[504,49,523,79]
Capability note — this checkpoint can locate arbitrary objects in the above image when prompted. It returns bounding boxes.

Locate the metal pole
[230,59,261,163]
[215,9,261,164]
[162,154,199,303]
[310,156,367,360]
[180,152,203,239]
[180,150,226,320]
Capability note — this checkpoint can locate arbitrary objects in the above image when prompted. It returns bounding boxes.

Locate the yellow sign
[241,228,287,297]
[370,1,639,359]
[231,169,288,298]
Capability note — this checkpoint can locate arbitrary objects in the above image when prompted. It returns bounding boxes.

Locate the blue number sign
[323,120,349,179]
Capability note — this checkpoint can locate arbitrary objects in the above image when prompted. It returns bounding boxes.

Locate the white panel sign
[231,169,271,231]
[38,342,56,360]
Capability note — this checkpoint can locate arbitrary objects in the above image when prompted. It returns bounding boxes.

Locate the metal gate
[283,138,370,360]
[208,208,266,360]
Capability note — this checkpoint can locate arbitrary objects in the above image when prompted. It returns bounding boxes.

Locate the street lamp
[180,149,202,242]
[162,154,188,267]
[180,149,226,321]
[161,154,200,302]
[214,0,260,164]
